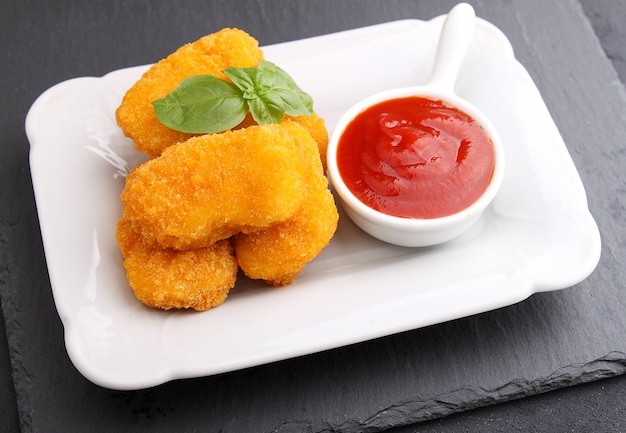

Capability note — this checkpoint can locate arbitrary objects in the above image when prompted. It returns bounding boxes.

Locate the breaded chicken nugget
[121,123,308,250]
[234,122,338,286]
[288,113,329,170]
[116,215,238,311]
[116,28,264,158]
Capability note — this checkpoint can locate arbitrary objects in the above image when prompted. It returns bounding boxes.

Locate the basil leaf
[225,65,285,124]
[272,87,314,117]
[224,67,272,99]
[248,92,286,125]
[226,61,313,122]
[151,60,315,133]
[152,75,247,134]
[259,60,314,116]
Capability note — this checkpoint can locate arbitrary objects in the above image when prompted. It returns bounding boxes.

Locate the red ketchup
[336,96,496,219]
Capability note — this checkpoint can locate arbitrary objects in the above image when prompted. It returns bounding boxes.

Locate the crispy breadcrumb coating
[120,123,308,250]
[115,28,338,310]
[116,28,264,158]
[116,28,330,167]
[288,113,329,170]
[116,215,238,311]
[234,122,338,286]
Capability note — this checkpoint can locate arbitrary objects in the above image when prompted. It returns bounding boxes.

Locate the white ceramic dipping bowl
[326,86,505,247]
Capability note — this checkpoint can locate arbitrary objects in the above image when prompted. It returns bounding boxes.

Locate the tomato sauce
[336,96,495,219]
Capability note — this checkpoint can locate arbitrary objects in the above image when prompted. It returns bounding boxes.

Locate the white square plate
[26,17,600,390]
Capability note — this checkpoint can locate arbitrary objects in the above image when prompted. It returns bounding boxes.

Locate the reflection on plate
[26,17,600,390]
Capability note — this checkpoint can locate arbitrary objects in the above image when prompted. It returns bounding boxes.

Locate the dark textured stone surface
[1,0,625,432]
[388,373,626,433]
[580,0,626,82]
[0,311,19,433]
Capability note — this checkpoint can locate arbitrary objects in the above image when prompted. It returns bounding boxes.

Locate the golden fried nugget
[234,122,338,286]
[116,28,264,158]
[121,122,309,250]
[288,113,329,170]
[116,215,238,311]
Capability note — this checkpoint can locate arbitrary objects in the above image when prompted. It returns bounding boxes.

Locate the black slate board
[1,0,626,432]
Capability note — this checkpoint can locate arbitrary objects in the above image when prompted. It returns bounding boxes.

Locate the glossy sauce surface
[337,96,495,219]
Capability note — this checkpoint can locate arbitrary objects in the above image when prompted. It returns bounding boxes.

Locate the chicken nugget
[116,28,264,158]
[121,123,308,250]
[288,113,329,170]
[116,215,238,311]
[234,122,338,286]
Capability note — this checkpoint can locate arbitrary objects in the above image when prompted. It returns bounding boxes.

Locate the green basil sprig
[152,60,314,134]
